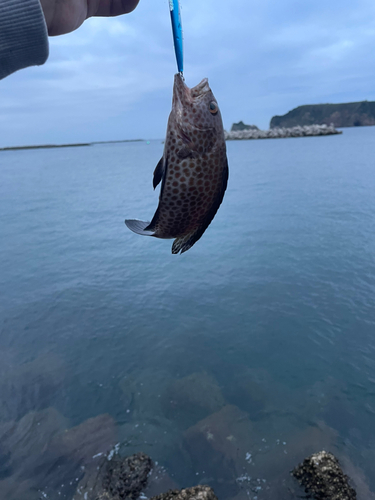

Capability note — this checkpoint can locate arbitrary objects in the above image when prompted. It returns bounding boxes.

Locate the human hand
[39,0,140,36]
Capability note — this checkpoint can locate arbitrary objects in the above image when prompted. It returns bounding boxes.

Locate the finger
[93,0,140,17]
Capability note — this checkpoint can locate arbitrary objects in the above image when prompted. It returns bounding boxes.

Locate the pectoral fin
[177,146,194,159]
[153,157,165,189]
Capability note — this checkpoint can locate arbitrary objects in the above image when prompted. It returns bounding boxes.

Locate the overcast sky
[1,0,375,147]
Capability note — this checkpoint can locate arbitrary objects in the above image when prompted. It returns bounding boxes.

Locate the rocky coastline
[225,123,341,140]
[0,356,373,500]
[73,449,359,500]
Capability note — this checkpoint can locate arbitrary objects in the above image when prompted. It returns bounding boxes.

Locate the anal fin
[172,233,195,254]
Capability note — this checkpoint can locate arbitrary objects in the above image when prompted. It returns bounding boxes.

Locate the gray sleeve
[0,0,49,80]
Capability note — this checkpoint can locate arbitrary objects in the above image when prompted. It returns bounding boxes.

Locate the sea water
[0,127,375,499]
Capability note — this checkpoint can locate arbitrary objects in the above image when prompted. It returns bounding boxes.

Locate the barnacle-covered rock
[292,450,357,499]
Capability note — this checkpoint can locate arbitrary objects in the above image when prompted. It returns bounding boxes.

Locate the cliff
[270,101,375,128]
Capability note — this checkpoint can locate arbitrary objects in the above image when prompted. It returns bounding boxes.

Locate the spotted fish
[125,73,228,254]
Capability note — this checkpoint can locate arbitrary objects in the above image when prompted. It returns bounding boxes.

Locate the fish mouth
[190,78,210,98]
[173,73,210,106]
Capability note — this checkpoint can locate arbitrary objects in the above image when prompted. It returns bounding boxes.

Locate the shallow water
[0,128,375,499]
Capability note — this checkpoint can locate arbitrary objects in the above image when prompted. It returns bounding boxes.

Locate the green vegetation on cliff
[270,101,375,128]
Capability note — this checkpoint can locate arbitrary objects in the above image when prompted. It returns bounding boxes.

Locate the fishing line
[169,0,184,75]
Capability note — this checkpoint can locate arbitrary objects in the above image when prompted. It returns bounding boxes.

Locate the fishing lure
[169,0,183,74]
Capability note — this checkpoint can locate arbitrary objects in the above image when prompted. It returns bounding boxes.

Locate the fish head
[172,73,225,151]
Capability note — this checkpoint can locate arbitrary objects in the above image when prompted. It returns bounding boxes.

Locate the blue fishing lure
[169,0,183,74]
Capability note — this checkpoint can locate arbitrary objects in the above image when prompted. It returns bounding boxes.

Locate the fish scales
[125,73,228,254]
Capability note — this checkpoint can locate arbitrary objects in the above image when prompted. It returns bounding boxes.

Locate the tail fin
[125,219,155,236]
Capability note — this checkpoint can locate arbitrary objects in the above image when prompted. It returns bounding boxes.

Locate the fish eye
[209,101,218,115]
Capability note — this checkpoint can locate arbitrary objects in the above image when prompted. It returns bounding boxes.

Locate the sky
[1,0,375,147]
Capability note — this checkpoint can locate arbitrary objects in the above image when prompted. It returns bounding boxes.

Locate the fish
[125,73,228,254]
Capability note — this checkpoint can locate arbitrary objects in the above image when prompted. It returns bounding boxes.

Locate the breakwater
[225,123,342,140]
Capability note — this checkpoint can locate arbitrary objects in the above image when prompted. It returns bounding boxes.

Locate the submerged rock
[183,407,343,500]
[50,413,116,464]
[161,372,226,428]
[0,409,116,500]
[292,450,357,499]
[118,416,181,466]
[183,404,254,497]
[150,485,218,500]
[0,407,68,500]
[221,371,267,419]
[143,464,180,498]
[0,353,66,422]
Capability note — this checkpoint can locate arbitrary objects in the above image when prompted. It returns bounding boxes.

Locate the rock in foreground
[225,124,341,140]
[75,452,152,500]
[292,450,357,500]
[102,452,152,500]
[151,486,218,500]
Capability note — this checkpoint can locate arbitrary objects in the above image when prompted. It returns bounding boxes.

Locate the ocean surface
[0,127,375,499]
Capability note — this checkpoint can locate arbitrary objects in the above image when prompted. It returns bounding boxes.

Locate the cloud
[1,0,375,146]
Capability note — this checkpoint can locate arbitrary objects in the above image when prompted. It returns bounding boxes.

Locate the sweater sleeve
[0,0,49,80]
